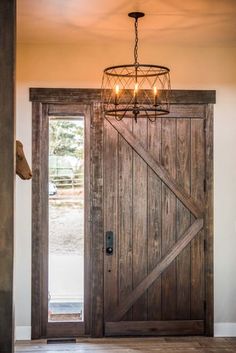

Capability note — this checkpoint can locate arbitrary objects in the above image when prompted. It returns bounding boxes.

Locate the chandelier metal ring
[104,64,170,78]
[104,107,170,117]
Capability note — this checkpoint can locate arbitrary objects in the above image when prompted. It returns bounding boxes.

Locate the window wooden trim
[31,100,92,338]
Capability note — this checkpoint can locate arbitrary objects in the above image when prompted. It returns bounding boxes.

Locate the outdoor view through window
[48,117,84,322]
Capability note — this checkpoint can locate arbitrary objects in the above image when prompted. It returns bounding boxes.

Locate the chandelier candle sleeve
[101,12,171,122]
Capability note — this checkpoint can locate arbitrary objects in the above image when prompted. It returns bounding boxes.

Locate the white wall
[15,41,236,338]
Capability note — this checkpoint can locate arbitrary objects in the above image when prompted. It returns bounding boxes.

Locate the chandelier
[101,12,171,122]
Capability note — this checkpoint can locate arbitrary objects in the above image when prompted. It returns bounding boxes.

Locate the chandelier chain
[134,18,139,65]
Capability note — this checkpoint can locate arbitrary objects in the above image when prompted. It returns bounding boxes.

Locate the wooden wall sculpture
[16,140,32,180]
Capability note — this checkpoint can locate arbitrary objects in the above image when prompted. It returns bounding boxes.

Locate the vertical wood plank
[118,118,133,321]
[42,105,49,338]
[176,119,191,319]
[132,118,148,320]
[84,104,92,335]
[205,105,214,336]
[31,102,43,339]
[191,119,205,320]
[147,119,162,320]
[29,89,216,105]
[0,1,16,351]
[161,118,177,320]
[91,103,104,337]
[104,119,118,319]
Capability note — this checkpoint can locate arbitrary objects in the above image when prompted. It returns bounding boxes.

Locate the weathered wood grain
[32,102,45,339]
[90,103,104,337]
[118,118,133,321]
[46,323,85,338]
[191,119,205,320]
[132,118,148,320]
[147,118,162,320]
[31,107,42,339]
[161,118,177,320]
[0,1,16,351]
[110,219,203,321]
[104,119,119,320]
[82,104,92,335]
[48,103,205,119]
[48,104,86,116]
[30,88,216,105]
[105,320,204,336]
[176,119,191,319]
[106,117,202,218]
[204,105,214,336]
[164,105,205,118]
[41,105,49,338]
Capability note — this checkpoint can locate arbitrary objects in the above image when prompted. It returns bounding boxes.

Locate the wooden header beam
[30,88,216,105]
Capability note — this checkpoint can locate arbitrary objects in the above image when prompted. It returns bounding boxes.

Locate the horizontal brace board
[164,105,205,118]
[110,219,204,321]
[30,88,216,104]
[105,320,204,336]
[46,322,85,338]
[48,104,88,116]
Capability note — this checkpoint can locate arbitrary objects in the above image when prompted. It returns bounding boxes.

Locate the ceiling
[17,0,236,46]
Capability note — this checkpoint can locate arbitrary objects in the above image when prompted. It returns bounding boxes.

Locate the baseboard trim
[15,326,31,340]
[214,323,236,337]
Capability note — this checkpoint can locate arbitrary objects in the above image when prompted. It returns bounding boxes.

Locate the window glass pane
[48,117,84,322]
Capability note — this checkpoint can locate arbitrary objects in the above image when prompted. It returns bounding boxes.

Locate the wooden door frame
[0,1,16,352]
[30,88,215,337]
[31,99,93,339]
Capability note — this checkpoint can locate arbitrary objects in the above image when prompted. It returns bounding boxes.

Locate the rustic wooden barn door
[103,104,212,336]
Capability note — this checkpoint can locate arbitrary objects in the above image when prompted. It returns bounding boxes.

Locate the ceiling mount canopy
[101,12,171,122]
[128,11,145,20]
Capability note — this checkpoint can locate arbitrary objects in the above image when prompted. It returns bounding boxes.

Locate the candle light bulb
[153,86,158,106]
[115,84,120,95]
[134,83,139,100]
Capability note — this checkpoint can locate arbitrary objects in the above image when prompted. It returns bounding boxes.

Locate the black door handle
[106,231,114,255]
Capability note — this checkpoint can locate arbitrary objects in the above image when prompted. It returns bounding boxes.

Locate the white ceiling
[17,0,236,46]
